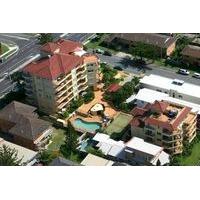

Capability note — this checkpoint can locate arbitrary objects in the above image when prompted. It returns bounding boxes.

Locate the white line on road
[0,34,30,41]
[60,33,68,38]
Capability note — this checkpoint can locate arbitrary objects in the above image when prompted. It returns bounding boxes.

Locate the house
[23,39,99,114]
[104,33,176,58]
[0,101,53,150]
[131,88,200,129]
[130,100,197,155]
[49,157,81,166]
[91,133,170,166]
[0,137,38,166]
[140,74,200,104]
[181,45,200,66]
[107,83,121,93]
[81,153,114,166]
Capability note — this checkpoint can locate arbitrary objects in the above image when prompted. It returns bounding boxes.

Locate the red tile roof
[151,100,169,113]
[23,54,83,80]
[130,100,192,133]
[107,83,121,93]
[41,39,83,54]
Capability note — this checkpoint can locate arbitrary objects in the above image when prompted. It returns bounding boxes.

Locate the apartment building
[23,39,99,114]
[131,88,200,129]
[130,100,197,155]
[181,45,200,66]
[104,33,176,57]
[140,74,200,104]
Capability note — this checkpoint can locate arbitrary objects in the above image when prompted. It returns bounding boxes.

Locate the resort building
[23,39,99,114]
[104,33,176,57]
[0,101,53,151]
[130,100,197,155]
[140,74,200,104]
[130,88,200,129]
[91,133,170,166]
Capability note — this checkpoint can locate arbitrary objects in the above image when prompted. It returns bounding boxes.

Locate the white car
[193,73,200,79]
[178,69,190,75]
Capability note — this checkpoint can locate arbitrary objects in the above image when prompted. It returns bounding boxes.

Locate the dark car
[103,50,112,56]
[114,66,123,71]
[133,59,146,65]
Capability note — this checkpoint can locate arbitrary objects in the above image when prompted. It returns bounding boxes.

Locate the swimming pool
[73,118,101,133]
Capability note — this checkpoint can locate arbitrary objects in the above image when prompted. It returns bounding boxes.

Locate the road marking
[60,33,68,38]
[0,34,30,41]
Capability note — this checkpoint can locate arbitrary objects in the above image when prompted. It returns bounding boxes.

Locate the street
[97,54,200,86]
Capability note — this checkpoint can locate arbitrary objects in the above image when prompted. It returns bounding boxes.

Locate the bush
[110,132,124,141]
[87,147,105,158]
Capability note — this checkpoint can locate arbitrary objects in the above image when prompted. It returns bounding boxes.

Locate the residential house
[130,100,197,155]
[0,101,53,150]
[23,39,99,114]
[49,157,81,166]
[0,137,38,166]
[91,133,170,166]
[81,153,114,166]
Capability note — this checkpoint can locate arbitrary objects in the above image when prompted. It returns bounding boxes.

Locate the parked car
[103,50,112,56]
[114,66,123,71]
[193,73,200,79]
[178,69,190,75]
[95,48,105,54]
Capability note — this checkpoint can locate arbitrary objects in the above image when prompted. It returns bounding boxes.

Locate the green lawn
[176,141,200,166]
[85,34,117,54]
[0,43,9,54]
[47,128,65,152]
[105,112,133,135]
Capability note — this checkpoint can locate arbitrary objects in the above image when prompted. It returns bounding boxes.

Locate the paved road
[97,54,200,86]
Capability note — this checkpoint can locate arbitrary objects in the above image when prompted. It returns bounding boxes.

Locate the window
[178,95,183,99]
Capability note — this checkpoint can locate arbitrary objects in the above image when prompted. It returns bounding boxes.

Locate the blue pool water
[73,118,101,133]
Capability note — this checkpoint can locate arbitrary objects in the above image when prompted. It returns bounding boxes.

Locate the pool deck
[77,90,118,119]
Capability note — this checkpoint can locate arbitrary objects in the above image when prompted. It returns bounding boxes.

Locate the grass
[85,34,117,54]
[105,112,133,135]
[176,140,200,166]
[47,128,66,152]
[0,43,9,55]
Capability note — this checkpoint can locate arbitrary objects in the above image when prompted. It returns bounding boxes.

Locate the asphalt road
[97,54,200,86]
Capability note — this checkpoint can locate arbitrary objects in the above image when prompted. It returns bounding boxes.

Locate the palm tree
[0,145,22,166]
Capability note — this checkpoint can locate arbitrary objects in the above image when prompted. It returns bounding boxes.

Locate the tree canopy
[0,145,22,166]
[39,33,53,45]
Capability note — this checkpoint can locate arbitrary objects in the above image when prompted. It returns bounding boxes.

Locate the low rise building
[140,74,200,104]
[130,100,197,155]
[104,33,176,57]
[0,137,38,166]
[181,45,200,66]
[23,39,99,114]
[0,101,53,150]
[81,153,114,166]
[91,133,170,165]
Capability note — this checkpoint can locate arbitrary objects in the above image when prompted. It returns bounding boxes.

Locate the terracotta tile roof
[130,100,192,133]
[41,39,83,54]
[107,83,121,93]
[151,100,169,113]
[23,54,83,80]
[181,45,200,59]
